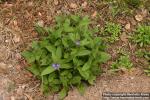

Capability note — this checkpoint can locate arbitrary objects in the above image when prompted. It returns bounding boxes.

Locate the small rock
[70,3,77,9]
[54,0,59,5]
[5,39,9,43]
[125,23,131,30]
[82,1,87,8]
[37,20,44,27]
[24,93,33,100]
[135,14,143,21]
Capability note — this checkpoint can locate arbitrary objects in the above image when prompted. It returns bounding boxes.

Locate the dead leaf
[32,32,38,37]
[130,18,136,26]
[24,93,33,100]
[0,62,8,74]
[70,3,77,9]
[28,2,33,6]
[13,34,20,43]
[120,33,128,42]
[54,0,59,5]
[16,64,22,71]
[141,9,148,17]
[15,53,22,60]
[91,11,97,18]
[125,23,131,30]
[82,1,87,8]
[13,20,19,30]
[135,14,143,21]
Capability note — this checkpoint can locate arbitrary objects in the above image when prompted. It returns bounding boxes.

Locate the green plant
[133,25,150,47]
[0,0,6,3]
[103,22,121,43]
[124,0,141,8]
[145,66,150,76]
[106,0,141,16]
[22,15,110,99]
[110,55,133,72]
[136,49,150,60]
[136,49,150,76]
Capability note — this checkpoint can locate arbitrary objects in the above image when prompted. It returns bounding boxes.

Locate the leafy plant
[0,0,6,3]
[22,15,110,99]
[124,0,141,8]
[145,66,150,76]
[136,49,150,60]
[133,25,150,47]
[110,55,133,72]
[106,0,142,16]
[136,49,150,76]
[103,22,121,43]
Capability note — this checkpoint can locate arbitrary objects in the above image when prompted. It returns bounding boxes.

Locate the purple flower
[52,63,60,70]
[75,40,80,46]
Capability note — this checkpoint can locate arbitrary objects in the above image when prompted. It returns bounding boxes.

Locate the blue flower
[52,63,60,70]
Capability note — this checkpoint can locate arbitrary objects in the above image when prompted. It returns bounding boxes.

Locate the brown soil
[0,0,149,100]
